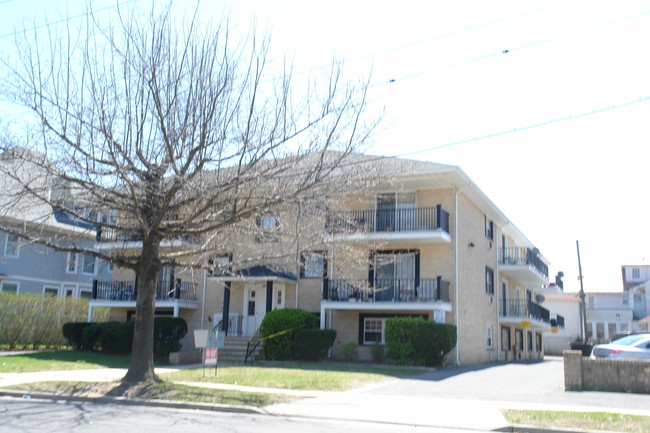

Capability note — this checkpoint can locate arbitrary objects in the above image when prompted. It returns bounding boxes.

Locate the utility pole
[576,240,588,341]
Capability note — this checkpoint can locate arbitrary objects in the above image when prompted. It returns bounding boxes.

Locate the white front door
[244,285,266,336]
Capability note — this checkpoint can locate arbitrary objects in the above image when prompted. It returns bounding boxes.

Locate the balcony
[95,226,200,252]
[325,205,451,245]
[499,247,549,284]
[91,279,198,302]
[323,277,450,303]
[499,299,564,330]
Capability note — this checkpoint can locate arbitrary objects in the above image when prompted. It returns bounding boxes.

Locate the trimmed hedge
[292,328,336,361]
[62,322,92,350]
[259,308,319,360]
[385,317,457,366]
[70,317,186,356]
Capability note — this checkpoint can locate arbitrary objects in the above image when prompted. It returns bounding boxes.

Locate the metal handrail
[244,325,303,364]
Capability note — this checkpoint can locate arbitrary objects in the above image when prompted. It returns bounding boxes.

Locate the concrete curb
[0,388,265,415]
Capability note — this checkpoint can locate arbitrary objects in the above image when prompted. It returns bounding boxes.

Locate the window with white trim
[632,268,640,279]
[43,286,59,297]
[207,253,232,277]
[363,318,386,345]
[485,267,494,294]
[301,251,327,278]
[66,253,78,273]
[82,254,96,275]
[487,326,493,349]
[0,281,19,293]
[4,233,19,258]
[79,288,92,299]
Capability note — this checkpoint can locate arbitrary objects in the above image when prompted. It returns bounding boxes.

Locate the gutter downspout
[201,269,207,329]
[455,189,460,366]
[495,230,501,361]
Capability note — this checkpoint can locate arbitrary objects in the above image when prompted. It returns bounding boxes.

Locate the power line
[371,7,650,88]
[393,95,650,159]
[0,0,135,40]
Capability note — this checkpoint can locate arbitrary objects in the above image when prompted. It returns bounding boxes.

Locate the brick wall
[563,350,650,394]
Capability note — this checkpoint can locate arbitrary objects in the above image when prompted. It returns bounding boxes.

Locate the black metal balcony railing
[92,279,197,301]
[500,299,551,323]
[550,314,565,329]
[95,226,200,244]
[499,247,549,280]
[326,205,450,235]
[323,277,450,303]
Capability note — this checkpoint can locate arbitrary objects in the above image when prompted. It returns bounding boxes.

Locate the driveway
[367,356,650,413]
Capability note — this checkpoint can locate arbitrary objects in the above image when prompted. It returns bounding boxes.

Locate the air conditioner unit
[488,295,493,304]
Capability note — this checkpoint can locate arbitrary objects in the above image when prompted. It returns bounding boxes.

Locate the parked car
[590,334,650,360]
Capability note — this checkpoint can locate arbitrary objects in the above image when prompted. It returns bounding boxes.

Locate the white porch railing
[213,313,242,336]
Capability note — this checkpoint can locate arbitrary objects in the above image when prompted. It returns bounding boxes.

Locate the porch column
[222,281,231,334]
[173,304,180,317]
[320,304,326,329]
[266,280,273,313]
[87,304,94,322]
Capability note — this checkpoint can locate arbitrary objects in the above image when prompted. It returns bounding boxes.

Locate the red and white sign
[204,348,218,366]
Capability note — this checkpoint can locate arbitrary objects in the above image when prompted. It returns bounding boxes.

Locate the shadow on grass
[3,350,167,369]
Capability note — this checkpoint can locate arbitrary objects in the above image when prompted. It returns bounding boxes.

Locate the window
[485,216,494,240]
[536,333,542,352]
[301,251,327,278]
[4,233,19,258]
[1,281,18,293]
[43,287,59,297]
[79,289,92,299]
[632,268,640,279]
[487,326,493,349]
[256,215,279,242]
[527,331,533,352]
[485,267,494,294]
[623,296,629,306]
[66,253,78,273]
[363,318,386,345]
[82,254,96,275]
[208,253,232,277]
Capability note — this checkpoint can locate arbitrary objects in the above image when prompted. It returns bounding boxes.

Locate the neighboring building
[0,149,112,298]
[89,154,564,365]
[540,291,582,355]
[584,291,635,343]
[621,264,650,291]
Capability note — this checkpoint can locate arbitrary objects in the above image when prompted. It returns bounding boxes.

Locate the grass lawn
[160,362,429,391]
[5,381,294,407]
[502,409,650,433]
[0,350,134,372]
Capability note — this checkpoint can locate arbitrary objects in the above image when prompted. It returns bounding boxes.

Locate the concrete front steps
[169,336,264,365]
[218,336,263,365]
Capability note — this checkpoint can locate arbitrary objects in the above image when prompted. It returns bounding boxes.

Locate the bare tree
[0,4,378,383]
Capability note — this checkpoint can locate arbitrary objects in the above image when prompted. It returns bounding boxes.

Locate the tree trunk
[122,240,161,383]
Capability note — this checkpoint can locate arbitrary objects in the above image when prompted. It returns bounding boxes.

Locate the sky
[1,0,649,293]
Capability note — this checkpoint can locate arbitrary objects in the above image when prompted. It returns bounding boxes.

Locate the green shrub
[260,308,318,360]
[370,341,386,364]
[81,318,186,356]
[385,317,456,366]
[62,322,92,350]
[153,317,187,357]
[341,342,359,361]
[292,329,336,361]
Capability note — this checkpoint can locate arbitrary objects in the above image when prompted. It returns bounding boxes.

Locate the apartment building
[89,155,563,365]
[621,264,650,291]
[0,150,112,298]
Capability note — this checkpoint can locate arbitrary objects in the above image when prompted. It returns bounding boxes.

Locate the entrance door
[244,286,266,336]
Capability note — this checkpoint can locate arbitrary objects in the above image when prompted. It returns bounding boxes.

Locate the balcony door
[376,192,416,232]
[373,251,416,301]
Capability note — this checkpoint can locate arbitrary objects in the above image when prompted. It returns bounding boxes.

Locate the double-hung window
[363,318,386,345]
[485,267,494,294]
[82,254,96,275]
[4,233,19,258]
[300,251,327,278]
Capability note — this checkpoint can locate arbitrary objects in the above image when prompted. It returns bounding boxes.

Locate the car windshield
[611,335,646,346]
